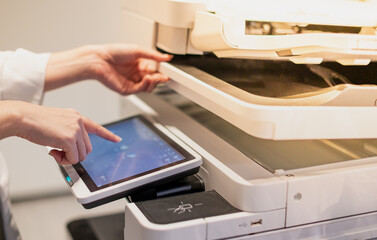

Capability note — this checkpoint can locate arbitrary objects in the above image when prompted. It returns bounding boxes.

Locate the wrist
[0,101,25,139]
[78,44,107,80]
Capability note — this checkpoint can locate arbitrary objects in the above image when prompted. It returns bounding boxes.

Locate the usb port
[251,219,262,226]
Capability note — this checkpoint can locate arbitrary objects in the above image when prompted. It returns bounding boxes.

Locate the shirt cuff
[0,49,50,105]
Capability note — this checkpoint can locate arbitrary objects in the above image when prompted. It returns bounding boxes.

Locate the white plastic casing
[122,0,377,65]
[286,160,377,227]
[160,62,377,140]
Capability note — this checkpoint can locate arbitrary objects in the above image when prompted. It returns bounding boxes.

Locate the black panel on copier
[135,190,239,224]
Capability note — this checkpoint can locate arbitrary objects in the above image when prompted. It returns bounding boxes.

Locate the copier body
[118,1,377,239]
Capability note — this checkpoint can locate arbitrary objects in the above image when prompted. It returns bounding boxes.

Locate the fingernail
[116,136,123,142]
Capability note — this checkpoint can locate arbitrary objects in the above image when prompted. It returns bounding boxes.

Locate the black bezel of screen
[73,115,195,192]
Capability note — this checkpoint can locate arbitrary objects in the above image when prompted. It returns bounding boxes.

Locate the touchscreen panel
[74,116,194,192]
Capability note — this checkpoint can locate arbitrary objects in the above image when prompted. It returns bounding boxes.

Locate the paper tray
[160,57,377,140]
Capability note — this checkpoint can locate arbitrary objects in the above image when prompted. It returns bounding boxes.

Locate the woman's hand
[93,44,173,94]
[45,44,172,94]
[0,101,121,165]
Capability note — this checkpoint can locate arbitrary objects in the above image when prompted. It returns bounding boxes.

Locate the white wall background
[0,0,123,198]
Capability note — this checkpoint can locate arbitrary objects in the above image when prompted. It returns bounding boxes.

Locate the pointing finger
[83,117,122,142]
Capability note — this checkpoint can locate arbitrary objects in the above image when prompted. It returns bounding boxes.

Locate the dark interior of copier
[170,55,377,99]
[158,56,377,172]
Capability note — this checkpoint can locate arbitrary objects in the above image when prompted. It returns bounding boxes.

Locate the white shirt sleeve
[0,155,21,240]
[0,49,50,104]
[0,49,50,240]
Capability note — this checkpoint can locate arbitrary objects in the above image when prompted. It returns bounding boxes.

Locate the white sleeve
[0,49,50,104]
[0,154,21,240]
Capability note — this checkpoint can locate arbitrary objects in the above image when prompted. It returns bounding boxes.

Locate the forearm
[44,44,172,94]
[44,45,101,91]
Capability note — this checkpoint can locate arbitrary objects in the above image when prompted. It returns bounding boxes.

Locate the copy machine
[117,0,377,239]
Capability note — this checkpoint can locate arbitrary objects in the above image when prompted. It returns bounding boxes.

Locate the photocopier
[115,0,377,239]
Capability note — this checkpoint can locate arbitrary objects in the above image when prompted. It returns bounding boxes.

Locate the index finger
[82,116,122,142]
[133,48,173,62]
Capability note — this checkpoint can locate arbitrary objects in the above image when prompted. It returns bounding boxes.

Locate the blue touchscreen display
[80,117,185,188]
